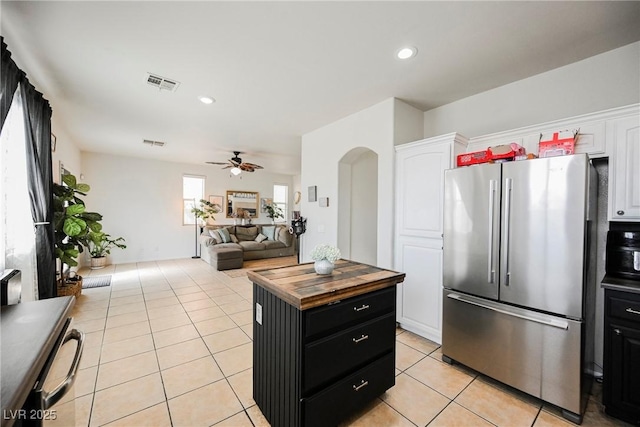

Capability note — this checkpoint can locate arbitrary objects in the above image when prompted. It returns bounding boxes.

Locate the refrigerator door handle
[487,180,497,283]
[446,293,569,330]
[503,178,513,286]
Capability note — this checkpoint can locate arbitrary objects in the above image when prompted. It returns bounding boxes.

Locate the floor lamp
[192,200,200,259]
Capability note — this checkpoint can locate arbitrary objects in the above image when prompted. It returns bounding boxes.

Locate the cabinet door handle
[614,329,622,336]
[352,334,369,343]
[617,210,625,216]
[354,304,370,312]
[626,308,640,316]
[353,380,369,392]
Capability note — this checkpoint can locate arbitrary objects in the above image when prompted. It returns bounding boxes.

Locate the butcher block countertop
[247,259,405,310]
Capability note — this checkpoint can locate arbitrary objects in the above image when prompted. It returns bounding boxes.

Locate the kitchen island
[248,260,405,427]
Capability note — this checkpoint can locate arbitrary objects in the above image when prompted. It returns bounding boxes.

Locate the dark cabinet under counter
[602,277,640,425]
[248,260,405,427]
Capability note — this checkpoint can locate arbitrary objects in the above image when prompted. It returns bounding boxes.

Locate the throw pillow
[230,234,239,243]
[218,227,232,243]
[208,229,222,244]
[255,233,267,243]
[262,225,276,241]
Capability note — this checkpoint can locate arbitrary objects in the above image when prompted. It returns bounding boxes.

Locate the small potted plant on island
[85,231,127,269]
[53,174,103,297]
[264,203,284,224]
[310,244,341,275]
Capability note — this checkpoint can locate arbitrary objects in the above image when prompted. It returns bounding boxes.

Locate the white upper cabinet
[395,134,468,240]
[608,114,640,221]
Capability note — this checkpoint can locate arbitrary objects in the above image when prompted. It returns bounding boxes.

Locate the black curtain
[1,37,22,132]
[1,37,56,299]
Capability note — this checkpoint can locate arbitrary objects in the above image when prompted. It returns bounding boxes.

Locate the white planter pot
[314,259,334,275]
[91,256,107,269]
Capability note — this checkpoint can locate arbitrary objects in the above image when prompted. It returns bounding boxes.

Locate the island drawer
[303,312,395,393]
[303,351,395,427]
[304,286,395,339]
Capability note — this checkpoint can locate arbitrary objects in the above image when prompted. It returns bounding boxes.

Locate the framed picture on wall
[208,195,224,212]
[261,198,273,213]
[308,185,317,202]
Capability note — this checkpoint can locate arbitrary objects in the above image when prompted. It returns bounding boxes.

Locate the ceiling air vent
[143,139,166,147]
[146,73,180,92]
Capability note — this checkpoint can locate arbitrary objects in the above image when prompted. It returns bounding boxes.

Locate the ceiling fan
[206,151,264,175]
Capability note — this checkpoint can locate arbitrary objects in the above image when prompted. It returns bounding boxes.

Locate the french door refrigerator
[442,154,597,424]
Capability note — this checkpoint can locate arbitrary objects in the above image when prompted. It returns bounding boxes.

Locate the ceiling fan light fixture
[198,96,215,104]
[396,46,417,60]
[230,167,242,176]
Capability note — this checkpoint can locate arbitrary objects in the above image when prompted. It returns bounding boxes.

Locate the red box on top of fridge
[488,143,526,162]
[457,149,491,167]
[538,130,579,158]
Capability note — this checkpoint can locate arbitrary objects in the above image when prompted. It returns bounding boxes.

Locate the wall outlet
[256,303,262,325]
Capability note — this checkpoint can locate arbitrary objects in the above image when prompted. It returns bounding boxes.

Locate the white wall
[80,152,294,265]
[301,99,395,267]
[349,150,378,265]
[423,41,640,138]
[300,98,423,267]
[51,121,82,183]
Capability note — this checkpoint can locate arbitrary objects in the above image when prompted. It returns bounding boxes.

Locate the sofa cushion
[218,227,232,243]
[236,226,259,241]
[263,240,286,250]
[277,226,292,246]
[255,233,267,243]
[239,241,266,251]
[262,225,276,241]
[230,234,239,243]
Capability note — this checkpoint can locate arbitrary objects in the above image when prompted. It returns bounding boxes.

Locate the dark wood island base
[249,260,405,427]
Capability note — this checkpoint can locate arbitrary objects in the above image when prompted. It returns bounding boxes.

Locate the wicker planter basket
[57,277,82,298]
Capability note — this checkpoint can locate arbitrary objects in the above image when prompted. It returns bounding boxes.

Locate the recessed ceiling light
[198,96,215,104]
[396,47,417,60]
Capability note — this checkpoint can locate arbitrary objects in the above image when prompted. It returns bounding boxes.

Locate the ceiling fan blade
[206,161,229,165]
[242,162,263,169]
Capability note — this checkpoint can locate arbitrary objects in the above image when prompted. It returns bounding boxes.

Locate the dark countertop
[1,296,75,424]
[247,260,405,310]
[601,274,640,294]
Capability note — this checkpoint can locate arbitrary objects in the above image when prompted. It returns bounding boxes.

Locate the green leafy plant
[85,231,127,258]
[53,174,103,277]
[264,203,284,221]
[191,199,222,223]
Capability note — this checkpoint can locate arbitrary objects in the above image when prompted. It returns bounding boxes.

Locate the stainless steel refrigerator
[442,154,597,424]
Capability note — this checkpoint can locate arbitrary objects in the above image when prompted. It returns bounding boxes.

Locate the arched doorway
[338,148,378,264]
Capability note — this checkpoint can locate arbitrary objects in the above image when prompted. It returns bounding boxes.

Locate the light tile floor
[53,258,629,427]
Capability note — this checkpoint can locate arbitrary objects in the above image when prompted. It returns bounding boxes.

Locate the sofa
[199,224,296,270]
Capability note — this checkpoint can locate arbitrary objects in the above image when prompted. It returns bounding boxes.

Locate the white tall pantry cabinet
[394,133,467,343]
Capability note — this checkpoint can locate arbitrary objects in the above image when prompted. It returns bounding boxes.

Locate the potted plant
[264,203,284,224]
[85,231,126,269]
[191,199,221,226]
[310,244,341,275]
[53,174,103,296]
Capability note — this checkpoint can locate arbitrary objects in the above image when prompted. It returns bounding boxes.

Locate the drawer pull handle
[614,329,622,336]
[352,334,369,344]
[353,380,369,392]
[354,304,370,312]
[626,308,640,316]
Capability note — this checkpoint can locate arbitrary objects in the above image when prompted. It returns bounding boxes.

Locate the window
[273,184,288,223]
[183,175,205,225]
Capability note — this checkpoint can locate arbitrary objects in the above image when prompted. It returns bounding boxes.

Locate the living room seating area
[199,225,295,270]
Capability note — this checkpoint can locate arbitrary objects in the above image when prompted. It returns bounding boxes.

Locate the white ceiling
[2,1,640,175]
